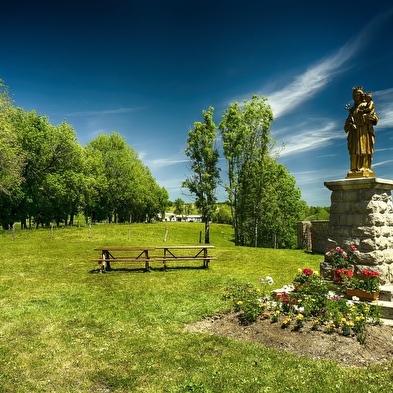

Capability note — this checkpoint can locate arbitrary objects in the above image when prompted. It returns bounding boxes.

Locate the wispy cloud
[266,7,393,118]
[66,107,144,116]
[145,156,189,169]
[274,120,340,157]
[293,167,346,184]
[372,159,393,168]
[374,88,393,97]
[374,88,393,129]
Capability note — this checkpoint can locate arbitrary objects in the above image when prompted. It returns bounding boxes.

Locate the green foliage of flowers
[345,269,381,294]
[223,276,274,324]
[326,244,357,269]
[224,268,382,344]
[293,267,315,283]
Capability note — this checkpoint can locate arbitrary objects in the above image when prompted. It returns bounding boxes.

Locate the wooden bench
[94,245,216,272]
[152,245,216,270]
[94,247,155,272]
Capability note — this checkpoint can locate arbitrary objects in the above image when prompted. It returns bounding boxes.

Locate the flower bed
[223,269,382,344]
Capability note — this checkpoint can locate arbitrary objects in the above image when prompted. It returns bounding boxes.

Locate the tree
[85,132,167,223]
[213,204,232,224]
[219,94,274,246]
[183,107,220,243]
[13,110,84,227]
[219,94,304,248]
[173,198,184,216]
[0,80,25,196]
[257,159,304,248]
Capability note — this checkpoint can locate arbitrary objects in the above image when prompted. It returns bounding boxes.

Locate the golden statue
[344,86,378,178]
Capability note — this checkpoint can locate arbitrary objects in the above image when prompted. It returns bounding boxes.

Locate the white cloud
[265,7,393,118]
[374,88,393,97]
[66,107,143,116]
[274,120,340,157]
[372,159,393,168]
[374,89,393,128]
[144,156,188,170]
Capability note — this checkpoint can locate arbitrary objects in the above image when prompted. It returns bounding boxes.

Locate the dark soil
[184,311,393,368]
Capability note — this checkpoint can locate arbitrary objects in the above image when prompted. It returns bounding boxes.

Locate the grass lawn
[1,222,392,392]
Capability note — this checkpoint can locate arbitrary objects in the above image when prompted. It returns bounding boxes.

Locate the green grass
[1,222,392,392]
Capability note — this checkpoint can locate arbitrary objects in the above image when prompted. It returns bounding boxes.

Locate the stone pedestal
[322,177,393,284]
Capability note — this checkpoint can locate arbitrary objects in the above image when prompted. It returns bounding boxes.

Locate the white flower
[326,291,335,298]
[352,296,360,301]
[294,305,305,313]
[266,276,274,285]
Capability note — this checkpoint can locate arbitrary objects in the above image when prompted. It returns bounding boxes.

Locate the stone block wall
[297,221,312,252]
[323,178,393,284]
[310,220,329,254]
[297,220,329,254]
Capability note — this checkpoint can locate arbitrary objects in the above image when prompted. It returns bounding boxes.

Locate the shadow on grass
[89,265,208,274]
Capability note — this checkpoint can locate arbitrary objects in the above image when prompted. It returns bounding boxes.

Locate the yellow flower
[314,271,319,276]
[237,301,243,305]
[296,314,304,320]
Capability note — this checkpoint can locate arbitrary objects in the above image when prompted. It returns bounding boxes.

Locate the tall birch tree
[183,107,220,243]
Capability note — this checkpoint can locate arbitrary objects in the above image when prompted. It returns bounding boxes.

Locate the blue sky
[2,1,393,206]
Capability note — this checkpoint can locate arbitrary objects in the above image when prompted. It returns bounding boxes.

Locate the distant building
[162,212,202,222]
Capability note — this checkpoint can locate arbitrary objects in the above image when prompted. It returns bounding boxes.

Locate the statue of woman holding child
[344,86,378,178]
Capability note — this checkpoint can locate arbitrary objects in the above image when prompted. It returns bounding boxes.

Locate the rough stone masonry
[322,177,393,284]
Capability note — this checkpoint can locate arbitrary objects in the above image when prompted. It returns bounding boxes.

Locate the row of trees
[183,94,306,248]
[0,80,168,229]
[1,77,311,249]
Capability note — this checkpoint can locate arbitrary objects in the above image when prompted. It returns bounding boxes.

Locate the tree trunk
[204,219,210,244]
[254,218,258,248]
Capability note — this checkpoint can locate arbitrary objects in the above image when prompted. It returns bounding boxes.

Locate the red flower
[361,269,379,277]
[302,268,313,276]
[336,268,353,277]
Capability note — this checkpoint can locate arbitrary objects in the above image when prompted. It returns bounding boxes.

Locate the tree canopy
[0,82,168,228]
[182,107,220,243]
[214,94,305,248]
